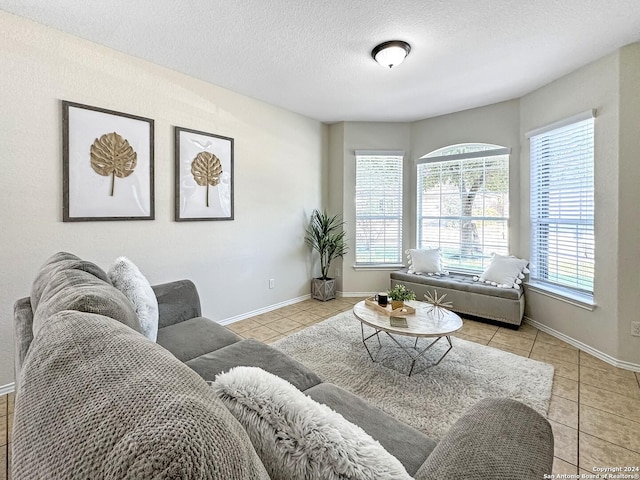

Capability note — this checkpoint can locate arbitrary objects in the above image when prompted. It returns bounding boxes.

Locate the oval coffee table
[353,300,463,376]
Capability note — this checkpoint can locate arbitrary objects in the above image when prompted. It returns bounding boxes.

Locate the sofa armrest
[14,297,35,391]
[152,280,202,329]
[414,398,553,480]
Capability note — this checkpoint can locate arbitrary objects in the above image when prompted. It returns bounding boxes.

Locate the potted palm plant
[304,209,348,301]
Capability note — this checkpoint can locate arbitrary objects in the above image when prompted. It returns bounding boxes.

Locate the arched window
[416,143,510,273]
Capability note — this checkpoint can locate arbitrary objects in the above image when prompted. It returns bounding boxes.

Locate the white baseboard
[0,382,15,395]
[218,294,311,325]
[524,316,640,372]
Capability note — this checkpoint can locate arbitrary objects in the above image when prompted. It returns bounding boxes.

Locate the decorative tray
[364,297,416,316]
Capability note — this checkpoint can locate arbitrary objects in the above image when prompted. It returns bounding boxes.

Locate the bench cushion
[391,270,522,300]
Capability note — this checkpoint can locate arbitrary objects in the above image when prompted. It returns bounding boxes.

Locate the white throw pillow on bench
[406,248,447,275]
[212,366,412,480]
[476,254,529,289]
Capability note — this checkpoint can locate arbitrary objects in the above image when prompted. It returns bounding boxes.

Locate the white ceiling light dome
[371,40,411,69]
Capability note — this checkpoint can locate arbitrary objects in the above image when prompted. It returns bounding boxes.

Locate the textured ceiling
[2,0,640,123]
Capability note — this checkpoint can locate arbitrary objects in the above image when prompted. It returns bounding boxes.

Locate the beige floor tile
[227,318,261,333]
[0,415,5,447]
[338,296,366,305]
[6,395,12,415]
[580,405,640,453]
[579,351,637,379]
[579,432,640,472]
[274,304,308,316]
[451,332,490,345]
[529,352,579,381]
[265,333,287,344]
[580,383,640,424]
[636,371,640,384]
[459,320,498,341]
[548,395,578,429]
[250,311,282,325]
[535,331,578,351]
[490,330,535,351]
[508,322,539,339]
[242,325,280,342]
[0,396,6,415]
[580,367,640,399]
[487,340,530,357]
[267,317,304,334]
[1,444,6,480]
[531,342,579,365]
[286,310,322,325]
[552,457,577,474]
[552,375,579,402]
[6,442,10,480]
[549,420,578,465]
[6,416,10,446]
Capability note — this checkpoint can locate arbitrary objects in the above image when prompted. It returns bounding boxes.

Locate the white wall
[329,122,412,294]
[616,43,640,364]
[519,51,622,360]
[0,12,327,387]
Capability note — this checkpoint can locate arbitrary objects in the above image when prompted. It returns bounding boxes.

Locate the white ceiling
[2,0,640,123]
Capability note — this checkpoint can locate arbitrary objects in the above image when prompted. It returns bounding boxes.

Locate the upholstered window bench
[390,269,525,327]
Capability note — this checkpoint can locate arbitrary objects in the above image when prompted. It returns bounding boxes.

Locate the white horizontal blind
[417,145,509,273]
[530,116,595,294]
[355,152,403,265]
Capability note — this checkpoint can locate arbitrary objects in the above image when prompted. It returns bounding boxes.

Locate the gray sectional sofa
[11,253,553,479]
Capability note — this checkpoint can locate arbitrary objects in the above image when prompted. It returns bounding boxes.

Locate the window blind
[355,152,403,265]
[530,116,595,294]
[416,145,509,273]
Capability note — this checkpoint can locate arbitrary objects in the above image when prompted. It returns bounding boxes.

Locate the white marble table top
[353,300,463,338]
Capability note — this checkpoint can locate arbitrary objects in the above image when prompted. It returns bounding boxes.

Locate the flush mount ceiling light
[371,40,411,69]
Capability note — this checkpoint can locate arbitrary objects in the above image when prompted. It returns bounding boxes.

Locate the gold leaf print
[90,132,137,196]
[191,151,223,207]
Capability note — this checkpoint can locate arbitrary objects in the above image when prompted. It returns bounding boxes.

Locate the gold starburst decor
[424,290,453,313]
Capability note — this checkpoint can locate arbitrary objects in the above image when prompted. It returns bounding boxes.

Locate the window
[417,144,510,273]
[355,151,403,265]
[529,112,595,297]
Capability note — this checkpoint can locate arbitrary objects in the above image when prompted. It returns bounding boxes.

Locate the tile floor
[2,297,639,477]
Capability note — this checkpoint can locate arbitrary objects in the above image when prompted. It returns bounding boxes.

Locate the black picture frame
[174,126,234,221]
[62,100,154,221]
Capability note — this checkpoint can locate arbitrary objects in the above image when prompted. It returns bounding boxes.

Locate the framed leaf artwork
[62,101,154,221]
[174,126,234,221]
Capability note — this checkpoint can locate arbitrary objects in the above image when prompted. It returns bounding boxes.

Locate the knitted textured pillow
[212,366,412,480]
[108,256,159,341]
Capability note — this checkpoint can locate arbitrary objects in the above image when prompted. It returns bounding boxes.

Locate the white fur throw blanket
[212,366,412,480]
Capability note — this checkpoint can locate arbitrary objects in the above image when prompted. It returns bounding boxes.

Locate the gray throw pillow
[108,257,159,342]
[212,366,412,480]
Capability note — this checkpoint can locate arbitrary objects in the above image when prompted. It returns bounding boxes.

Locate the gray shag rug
[272,311,554,441]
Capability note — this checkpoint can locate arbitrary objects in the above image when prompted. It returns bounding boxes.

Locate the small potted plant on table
[305,209,348,301]
[388,284,416,310]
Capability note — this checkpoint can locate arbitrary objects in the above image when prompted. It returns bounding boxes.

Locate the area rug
[272,311,554,441]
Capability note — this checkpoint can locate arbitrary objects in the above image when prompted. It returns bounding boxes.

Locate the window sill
[525,281,595,311]
[353,264,405,271]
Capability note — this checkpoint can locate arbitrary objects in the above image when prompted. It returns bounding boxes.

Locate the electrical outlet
[632,322,640,337]
[269,279,275,289]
